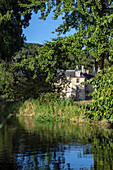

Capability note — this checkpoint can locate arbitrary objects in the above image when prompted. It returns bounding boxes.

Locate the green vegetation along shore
[0,92,113,129]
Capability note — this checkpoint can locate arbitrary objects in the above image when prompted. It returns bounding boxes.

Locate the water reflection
[0,117,113,170]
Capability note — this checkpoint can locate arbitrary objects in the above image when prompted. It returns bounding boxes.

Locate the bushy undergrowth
[0,100,23,122]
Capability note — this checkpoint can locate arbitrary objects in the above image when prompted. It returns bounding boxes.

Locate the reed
[18,93,86,122]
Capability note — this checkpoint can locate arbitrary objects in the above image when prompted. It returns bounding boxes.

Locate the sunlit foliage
[86,66,113,120]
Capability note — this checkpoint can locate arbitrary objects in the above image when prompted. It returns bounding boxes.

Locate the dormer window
[75,70,81,77]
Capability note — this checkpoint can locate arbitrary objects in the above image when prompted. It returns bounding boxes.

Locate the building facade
[64,67,85,100]
[56,66,94,100]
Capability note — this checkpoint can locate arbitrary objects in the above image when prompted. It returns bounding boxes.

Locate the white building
[55,66,95,100]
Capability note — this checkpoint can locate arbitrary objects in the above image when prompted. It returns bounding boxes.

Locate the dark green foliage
[0,100,23,124]
[0,0,32,61]
[0,41,95,100]
[37,92,60,104]
[36,37,73,82]
[35,37,95,82]
[66,53,95,72]
[0,43,53,100]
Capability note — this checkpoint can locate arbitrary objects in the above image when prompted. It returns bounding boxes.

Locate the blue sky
[23,12,75,45]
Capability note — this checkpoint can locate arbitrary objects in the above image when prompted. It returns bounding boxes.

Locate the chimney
[86,70,89,74]
[75,65,79,70]
[81,65,85,73]
[92,67,95,76]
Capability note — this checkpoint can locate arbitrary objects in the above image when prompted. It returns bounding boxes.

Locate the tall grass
[1,92,112,126]
[18,93,86,122]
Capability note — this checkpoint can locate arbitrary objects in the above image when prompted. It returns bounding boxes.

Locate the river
[0,117,113,170]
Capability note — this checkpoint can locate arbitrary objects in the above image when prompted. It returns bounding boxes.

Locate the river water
[0,117,113,170]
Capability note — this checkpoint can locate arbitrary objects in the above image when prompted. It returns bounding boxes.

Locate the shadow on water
[0,117,113,170]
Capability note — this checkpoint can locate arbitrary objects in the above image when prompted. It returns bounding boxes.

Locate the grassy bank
[0,93,113,128]
[18,98,86,122]
[0,96,86,123]
[18,98,113,128]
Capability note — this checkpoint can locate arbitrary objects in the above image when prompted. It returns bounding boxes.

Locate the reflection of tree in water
[0,118,23,170]
[92,132,113,170]
[0,117,113,169]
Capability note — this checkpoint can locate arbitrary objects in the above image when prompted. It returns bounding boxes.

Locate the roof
[83,73,94,79]
[66,70,85,78]
[57,69,94,79]
[65,70,75,77]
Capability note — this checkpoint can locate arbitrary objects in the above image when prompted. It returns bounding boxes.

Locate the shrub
[87,66,113,121]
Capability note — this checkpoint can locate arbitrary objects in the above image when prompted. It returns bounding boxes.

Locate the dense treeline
[0,43,53,99]
[0,40,111,100]
[0,42,94,99]
[0,0,32,61]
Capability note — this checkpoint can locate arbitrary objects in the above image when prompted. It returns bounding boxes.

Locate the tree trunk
[95,53,104,75]
[95,0,105,75]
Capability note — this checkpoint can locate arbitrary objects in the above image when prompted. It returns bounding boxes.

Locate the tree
[36,37,74,82]
[20,0,113,74]
[35,36,96,82]
[86,66,113,120]
[0,43,52,99]
[19,0,113,119]
[0,0,32,61]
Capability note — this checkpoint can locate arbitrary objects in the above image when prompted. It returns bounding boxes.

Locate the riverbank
[0,100,22,127]
[0,98,113,129]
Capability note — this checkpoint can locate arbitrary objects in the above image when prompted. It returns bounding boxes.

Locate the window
[76,78,79,83]
[77,86,79,90]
